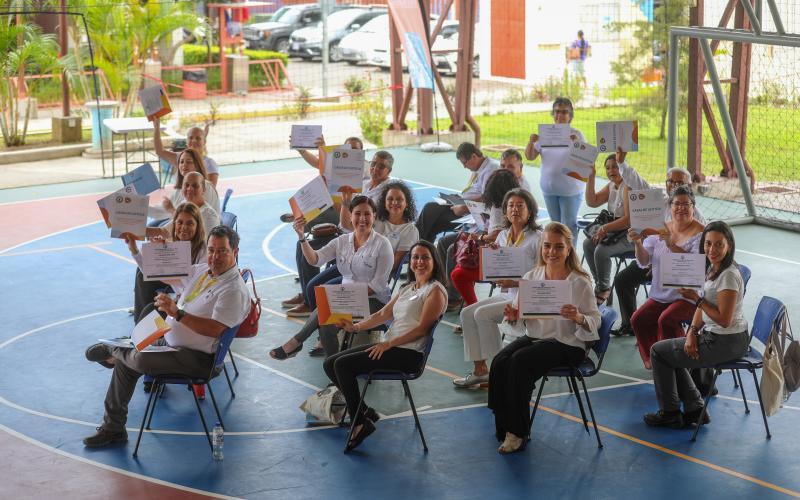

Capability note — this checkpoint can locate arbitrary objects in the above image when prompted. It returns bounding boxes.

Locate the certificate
[141,241,191,281]
[596,120,639,152]
[464,200,489,231]
[480,246,527,280]
[436,192,465,206]
[563,140,599,182]
[109,191,149,240]
[518,280,571,319]
[97,185,137,228]
[315,283,370,325]
[290,124,323,149]
[328,148,365,196]
[138,85,172,122]
[537,123,571,148]
[122,163,160,195]
[289,175,334,223]
[660,253,706,289]
[628,188,665,233]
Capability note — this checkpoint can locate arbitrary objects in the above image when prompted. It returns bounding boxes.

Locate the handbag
[299,385,346,425]
[311,222,339,239]
[454,232,480,270]
[760,332,785,416]
[583,209,627,245]
[236,269,261,338]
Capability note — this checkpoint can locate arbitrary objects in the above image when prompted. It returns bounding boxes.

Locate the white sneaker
[498,432,524,454]
[452,372,489,388]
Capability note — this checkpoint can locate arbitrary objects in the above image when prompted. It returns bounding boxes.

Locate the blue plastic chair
[344,317,442,453]
[133,324,241,456]
[390,253,410,293]
[221,211,238,232]
[221,188,233,213]
[529,306,618,448]
[690,295,786,441]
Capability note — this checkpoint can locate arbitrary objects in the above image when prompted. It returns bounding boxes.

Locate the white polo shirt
[163,203,220,235]
[374,220,419,252]
[362,178,392,204]
[165,264,250,354]
[315,230,394,303]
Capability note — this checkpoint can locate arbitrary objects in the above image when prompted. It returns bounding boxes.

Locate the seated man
[82,225,250,448]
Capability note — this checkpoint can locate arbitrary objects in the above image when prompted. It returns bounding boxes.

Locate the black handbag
[583,210,627,245]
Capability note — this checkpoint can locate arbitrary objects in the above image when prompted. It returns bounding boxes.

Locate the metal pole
[666,32,679,169]
[699,37,757,217]
[60,0,70,117]
[737,0,762,35]
[764,0,786,35]
[321,0,329,98]
[670,26,800,47]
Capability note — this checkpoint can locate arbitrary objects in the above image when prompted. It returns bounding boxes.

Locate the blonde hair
[537,222,591,280]
[171,202,206,263]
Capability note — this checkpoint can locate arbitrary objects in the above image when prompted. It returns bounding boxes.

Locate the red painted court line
[0,170,315,252]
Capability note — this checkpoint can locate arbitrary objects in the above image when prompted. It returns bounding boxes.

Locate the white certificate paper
[141,241,192,281]
[328,148,365,196]
[519,280,571,319]
[480,246,527,280]
[659,253,706,289]
[109,192,149,240]
[138,85,171,121]
[290,124,323,149]
[464,200,489,231]
[569,140,599,165]
[538,123,571,148]
[596,120,639,153]
[97,185,137,228]
[289,176,334,223]
[316,283,370,325]
[628,188,665,232]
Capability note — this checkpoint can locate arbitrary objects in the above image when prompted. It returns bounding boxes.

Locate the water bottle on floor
[212,422,224,461]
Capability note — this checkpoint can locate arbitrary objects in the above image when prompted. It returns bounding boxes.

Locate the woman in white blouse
[270,195,394,359]
[490,222,600,454]
[453,189,542,388]
[629,186,705,369]
[327,240,448,451]
[149,148,220,223]
[645,221,749,428]
[582,151,632,304]
[150,172,219,240]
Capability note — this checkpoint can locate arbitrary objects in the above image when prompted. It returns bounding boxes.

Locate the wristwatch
[175,308,186,322]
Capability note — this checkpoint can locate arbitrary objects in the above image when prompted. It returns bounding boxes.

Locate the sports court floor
[1,148,799,499]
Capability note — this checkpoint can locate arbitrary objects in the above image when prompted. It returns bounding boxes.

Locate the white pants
[461,295,511,362]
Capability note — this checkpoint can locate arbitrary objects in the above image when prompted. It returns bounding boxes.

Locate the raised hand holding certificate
[289,175,334,223]
[328,148,365,197]
[596,120,639,152]
[109,191,149,240]
[537,123,571,147]
[97,185,137,228]
[660,253,705,289]
[141,241,191,281]
[628,188,665,233]
[480,246,527,280]
[564,140,599,182]
[290,124,323,149]
[315,283,370,325]
[519,280,571,319]
[138,85,172,122]
[122,163,160,195]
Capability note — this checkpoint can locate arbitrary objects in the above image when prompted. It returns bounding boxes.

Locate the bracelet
[695,297,704,308]
[299,237,307,242]
[688,324,700,335]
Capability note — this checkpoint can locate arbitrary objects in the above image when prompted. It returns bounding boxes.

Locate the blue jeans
[542,193,582,239]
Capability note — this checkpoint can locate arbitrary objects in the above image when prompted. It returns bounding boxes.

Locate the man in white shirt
[83,226,250,448]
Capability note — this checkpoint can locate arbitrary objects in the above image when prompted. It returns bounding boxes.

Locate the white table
[103,117,165,179]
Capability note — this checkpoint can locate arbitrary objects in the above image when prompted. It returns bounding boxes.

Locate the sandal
[346,419,376,452]
[453,325,463,334]
[269,342,303,360]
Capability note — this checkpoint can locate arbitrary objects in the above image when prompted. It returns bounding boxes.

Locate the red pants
[631,298,695,367]
[450,265,481,305]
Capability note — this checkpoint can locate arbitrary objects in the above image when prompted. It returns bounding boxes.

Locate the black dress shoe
[308,346,325,357]
[610,324,633,337]
[85,343,114,368]
[643,410,684,429]
[346,419,376,452]
[683,407,711,426]
[83,427,128,448]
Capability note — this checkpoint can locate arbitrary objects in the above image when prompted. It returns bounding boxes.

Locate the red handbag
[454,232,480,270]
[237,269,260,338]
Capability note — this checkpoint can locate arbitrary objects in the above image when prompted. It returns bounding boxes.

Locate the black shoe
[308,346,325,357]
[683,407,711,427]
[83,427,128,448]
[346,419,376,452]
[269,342,303,361]
[364,407,380,423]
[85,343,114,368]
[643,410,684,429]
[610,325,633,337]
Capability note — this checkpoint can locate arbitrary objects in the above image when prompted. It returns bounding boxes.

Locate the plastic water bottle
[212,422,224,461]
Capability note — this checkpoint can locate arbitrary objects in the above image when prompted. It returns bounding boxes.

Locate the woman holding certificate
[645,221,749,428]
[150,148,220,224]
[325,241,448,451]
[489,222,600,454]
[453,189,542,388]
[629,186,705,369]
[152,118,220,187]
[270,195,394,360]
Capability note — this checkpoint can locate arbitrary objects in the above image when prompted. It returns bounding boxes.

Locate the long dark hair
[174,148,208,189]
[171,202,206,263]
[501,188,541,232]
[406,240,447,288]
[483,169,520,210]
[700,220,737,281]
[376,180,416,223]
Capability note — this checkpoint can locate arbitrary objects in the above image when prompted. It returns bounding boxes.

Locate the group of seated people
[81,101,753,456]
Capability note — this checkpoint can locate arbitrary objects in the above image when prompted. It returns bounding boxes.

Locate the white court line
[0,241,112,257]
[0,424,241,500]
[737,249,800,267]
[261,223,296,274]
[88,245,137,265]
[231,352,321,392]
[0,220,101,255]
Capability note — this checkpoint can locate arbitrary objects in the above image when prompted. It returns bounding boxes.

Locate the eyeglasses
[671,201,694,208]
[553,109,571,115]
[370,161,389,169]
[665,179,686,186]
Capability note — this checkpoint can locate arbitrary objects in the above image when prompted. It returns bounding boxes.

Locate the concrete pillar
[226,54,249,94]
[52,116,83,143]
[143,58,162,88]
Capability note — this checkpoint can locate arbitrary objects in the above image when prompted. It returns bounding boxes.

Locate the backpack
[781,315,800,395]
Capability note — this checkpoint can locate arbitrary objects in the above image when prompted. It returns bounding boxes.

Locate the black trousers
[613,261,651,329]
[416,202,458,243]
[435,232,460,300]
[133,269,170,323]
[323,344,423,421]
[488,336,585,440]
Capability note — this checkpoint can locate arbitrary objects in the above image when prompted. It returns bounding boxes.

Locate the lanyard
[462,172,478,193]
[184,272,218,304]
[506,230,526,247]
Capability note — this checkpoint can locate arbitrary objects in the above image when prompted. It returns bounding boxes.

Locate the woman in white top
[629,186,705,369]
[582,152,632,303]
[453,189,542,388]
[150,148,220,224]
[326,240,448,451]
[524,97,586,239]
[150,172,219,240]
[489,222,600,454]
[153,118,219,187]
[270,195,394,359]
[645,221,749,428]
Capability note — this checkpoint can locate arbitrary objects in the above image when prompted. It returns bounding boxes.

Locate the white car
[344,16,449,70]
[432,31,480,78]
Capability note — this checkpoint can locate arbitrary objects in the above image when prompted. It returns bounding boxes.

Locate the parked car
[338,14,388,66]
[433,31,480,78]
[370,19,457,70]
[243,4,346,53]
[289,7,387,61]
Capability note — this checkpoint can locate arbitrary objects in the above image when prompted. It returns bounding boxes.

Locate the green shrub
[167,45,290,92]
